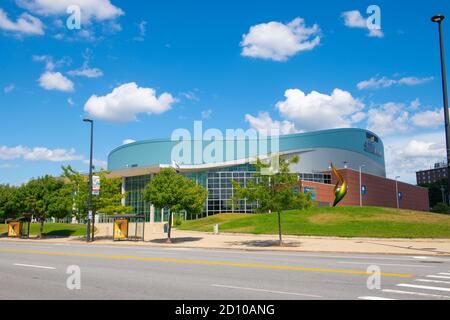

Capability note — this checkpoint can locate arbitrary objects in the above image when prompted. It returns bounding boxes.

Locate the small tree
[143,168,207,243]
[21,175,65,238]
[232,155,312,246]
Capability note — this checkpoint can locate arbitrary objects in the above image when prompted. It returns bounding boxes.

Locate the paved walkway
[2,229,450,256]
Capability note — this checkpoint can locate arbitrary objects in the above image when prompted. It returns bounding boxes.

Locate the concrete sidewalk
[1,228,450,256]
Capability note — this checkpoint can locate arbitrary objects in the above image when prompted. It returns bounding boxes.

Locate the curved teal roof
[108,128,385,171]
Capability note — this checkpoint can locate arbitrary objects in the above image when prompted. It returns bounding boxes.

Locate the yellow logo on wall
[113,218,128,240]
[8,221,21,238]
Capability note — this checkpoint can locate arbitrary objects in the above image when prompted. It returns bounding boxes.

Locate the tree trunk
[39,218,44,239]
[277,210,282,246]
[166,209,172,243]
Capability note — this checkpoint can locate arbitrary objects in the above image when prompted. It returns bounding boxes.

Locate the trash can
[163,223,169,233]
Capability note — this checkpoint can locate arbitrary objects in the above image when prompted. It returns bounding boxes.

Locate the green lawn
[0,223,87,237]
[178,206,450,238]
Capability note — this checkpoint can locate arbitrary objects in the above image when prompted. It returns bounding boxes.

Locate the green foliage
[432,202,449,214]
[419,178,447,208]
[232,155,312,245]
[61,165,132,219]
[0,184,21,220]
[143,168,207,241]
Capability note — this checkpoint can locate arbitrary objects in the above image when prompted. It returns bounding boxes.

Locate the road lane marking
[0,248,412,278]
[397,284,450,292]
[382,289,450,299]
[338,261,431,268]
[211,284,322,298]
[438,273,450,275]
[427,275,450,279]
[416,279,450,285]
[13,263,55,270]
[358,296,396,300]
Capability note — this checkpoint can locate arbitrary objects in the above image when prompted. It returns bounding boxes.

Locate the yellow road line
[0,248,412,278]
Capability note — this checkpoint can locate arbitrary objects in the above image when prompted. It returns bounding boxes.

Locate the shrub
[432,202,449,214]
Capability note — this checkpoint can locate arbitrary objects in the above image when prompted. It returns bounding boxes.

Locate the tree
[21,175,66,238]
[0,184,21,221]
[419,178,448,209]
[143,168,207,243]
[62,165,131,220]
[232,155,313,246]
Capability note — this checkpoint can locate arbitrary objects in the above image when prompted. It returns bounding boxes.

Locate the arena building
[107,128,429,222]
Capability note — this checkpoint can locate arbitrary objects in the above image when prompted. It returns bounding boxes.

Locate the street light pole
[431,14,450,204]
[359,164,366,207]
[395,176,400,209]
[83,118,94,242]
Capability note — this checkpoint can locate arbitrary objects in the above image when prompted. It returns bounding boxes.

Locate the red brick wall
[299,169,429,211]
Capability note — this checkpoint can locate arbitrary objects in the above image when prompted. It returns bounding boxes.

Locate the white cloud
[409,98,421,110]
[83,158,107,169]
[4,84,15,94]
[357,75,433,90]
[16,0,124,22]
[39,71,74,92]
[245,112,299,135]
[0,145,82,161]
[134,20,147,41]
[84,82,176,122]
[0,163,19,169]
[366,102,409,136]
[341,10,383,38]
[0,8,44,36]
[275,88,364,131]
[68,66,103,78]
[68,97,75,106]
[122,139,136,145]
[383,132,445,183]
[33,55,71,71]
[241,17,320,61]
[201,109,212,119]
[411,109,443,128]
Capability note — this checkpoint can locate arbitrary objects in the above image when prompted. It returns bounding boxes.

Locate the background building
[107,128,429,222]
[416,162,448,185]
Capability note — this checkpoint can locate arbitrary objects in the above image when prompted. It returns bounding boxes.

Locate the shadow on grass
[150,237,203,244]
[43,229,79,237]
[226,239,302,248]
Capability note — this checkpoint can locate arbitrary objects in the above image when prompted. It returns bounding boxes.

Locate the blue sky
[0,0,449,185]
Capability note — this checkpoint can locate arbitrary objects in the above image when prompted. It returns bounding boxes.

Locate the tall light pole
[431,14,450,204]
[395,176,400,209]
[359,164,366,207]
[83,118,94,242]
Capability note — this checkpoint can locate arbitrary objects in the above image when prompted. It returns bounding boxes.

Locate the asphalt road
[1,241,450,300]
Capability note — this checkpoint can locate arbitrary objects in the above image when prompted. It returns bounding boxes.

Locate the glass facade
[124,175,152,219]
[122,165,332,221]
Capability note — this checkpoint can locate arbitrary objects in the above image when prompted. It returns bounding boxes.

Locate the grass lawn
[178,206,450,238]
[0,223,87,237]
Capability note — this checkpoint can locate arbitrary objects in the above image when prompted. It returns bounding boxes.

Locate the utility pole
[431,14,450,204]
[83,118,94,242]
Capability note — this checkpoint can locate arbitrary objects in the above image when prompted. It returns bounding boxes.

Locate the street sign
[7,221,21,237]
[361,185,367,196]
[92,175,100,195]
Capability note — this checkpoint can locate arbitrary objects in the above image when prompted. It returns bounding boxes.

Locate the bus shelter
[6,214,32,239]
[109,214,145,242]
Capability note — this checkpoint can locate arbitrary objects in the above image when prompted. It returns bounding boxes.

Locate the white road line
[397,284,450,292]
[13,263,56,270]
[338,261,431,268]
[438,273,450,276]
[382,289,450,299]
[427,275,450,279]
[358,296,396,300]
[416,279,450,285]
[211,284,322,298]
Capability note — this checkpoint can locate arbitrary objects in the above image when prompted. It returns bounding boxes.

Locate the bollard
[213,224,219,235]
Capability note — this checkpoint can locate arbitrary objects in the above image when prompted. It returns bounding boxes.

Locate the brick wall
[299,169,429,211]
